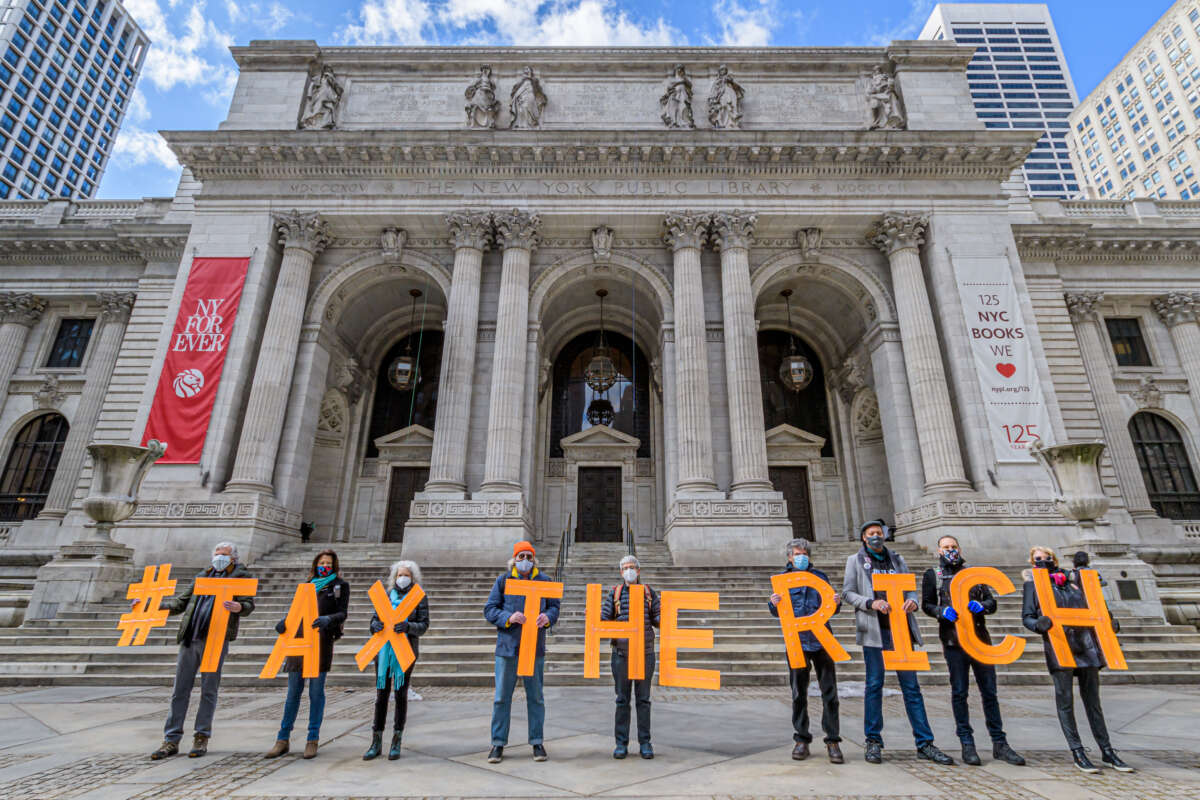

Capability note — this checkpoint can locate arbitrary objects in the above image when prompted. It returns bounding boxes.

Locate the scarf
[376,587,408,690]
[311,572,337,593]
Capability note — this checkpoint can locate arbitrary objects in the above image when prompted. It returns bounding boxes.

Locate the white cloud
[113,127,180,171]
[124,0,234,93]
[862,0,934,46]
[265,1,293,32]
[708,0,779,47]
[433,0,677,46]
[224,0,242,23]
[339,0,432,45]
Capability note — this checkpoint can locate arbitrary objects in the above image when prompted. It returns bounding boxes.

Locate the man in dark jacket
[149,541,256,760]
[920,535,1025,767]
[601,554,661,760]
[484,541,561,764]
[769,538,843,764]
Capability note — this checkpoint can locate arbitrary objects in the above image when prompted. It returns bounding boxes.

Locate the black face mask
[865,535,885,552]
[1033,558,1055,571]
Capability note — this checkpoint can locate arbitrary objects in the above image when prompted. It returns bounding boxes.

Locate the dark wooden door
[383,466,429,543]
[576,467,622,542]
[769,466,814,540]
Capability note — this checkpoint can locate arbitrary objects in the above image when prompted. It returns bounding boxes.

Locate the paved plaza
[0,681,1197,799]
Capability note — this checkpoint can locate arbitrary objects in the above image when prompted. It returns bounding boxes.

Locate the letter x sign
[355,580,425,673]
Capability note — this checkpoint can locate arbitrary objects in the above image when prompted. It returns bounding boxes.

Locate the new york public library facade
[3,39,1200,625]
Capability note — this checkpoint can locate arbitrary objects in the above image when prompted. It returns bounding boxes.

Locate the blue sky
[102,0,1173,199]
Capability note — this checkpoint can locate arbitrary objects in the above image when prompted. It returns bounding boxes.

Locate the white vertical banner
[955,256,1054,462]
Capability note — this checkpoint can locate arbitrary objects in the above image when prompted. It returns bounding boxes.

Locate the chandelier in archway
[388,288,422,392]
[778,289,813,392]
[584,289,618,393]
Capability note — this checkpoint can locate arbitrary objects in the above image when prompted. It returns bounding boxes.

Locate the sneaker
[188,734,209,758]
[865,741,883,764]
[961,743,981,766]
[150,741,178,760]
[640,743,654,760]
[993,742,1026,766]
[487,746,503,764]
[1072,747,1100,774]
[1101,748,1134,773]
[917,743,955,765]
[532,744,548,762]
[613,744,627,759]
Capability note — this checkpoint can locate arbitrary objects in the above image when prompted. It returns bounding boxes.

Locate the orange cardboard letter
[948,566,1025,666]
[770,571,850,669]
[870,573,929,671]
[355,580,425,673]
[1031,568,1127,670]
[117,564,176,646]
[504,578,565,677]
[193,576,258,673]
[584,583,645,679]
[659,590,720,690]
[260,582,322,679]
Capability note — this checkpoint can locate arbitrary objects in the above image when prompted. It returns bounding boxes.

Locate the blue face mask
[316,565,332,577]
[211,554,232,573]
[792,554,809,571]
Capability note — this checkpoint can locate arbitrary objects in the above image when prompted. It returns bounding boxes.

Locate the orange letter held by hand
[770,571,849,669]
[260,582,322,679]
[870,573,929,671]
[355,580,425,673]
[659,590,720,690]
[584,583,645,679]
[1032,568,1126,670]
[193,575,258,673]
[504,579,564,677]
[949,567,1025,666]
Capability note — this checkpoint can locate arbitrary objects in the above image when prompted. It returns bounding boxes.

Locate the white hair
[619,555,639,569]
[213,541,238,560]
[387,560,422,587]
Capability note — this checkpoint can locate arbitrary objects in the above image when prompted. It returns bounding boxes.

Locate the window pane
[1129,412,1200,519]
[0,413,69,520]
[44,317,94,367]
[1104,317,1152,366]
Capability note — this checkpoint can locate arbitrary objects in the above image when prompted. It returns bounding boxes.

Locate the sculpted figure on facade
[465,65,501,129]
[796,227,822,259]
[591,225,614,263]
[866,65,905,130]
[299,65,343,130]
[707,64,744,130]
[509,66,547,129]
[380,227,407,262]
[660,64,695,129]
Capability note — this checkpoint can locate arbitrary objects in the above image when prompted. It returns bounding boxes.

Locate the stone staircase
[1,539,1199,687]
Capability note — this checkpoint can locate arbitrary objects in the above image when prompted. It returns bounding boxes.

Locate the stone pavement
[0,681,1198,800]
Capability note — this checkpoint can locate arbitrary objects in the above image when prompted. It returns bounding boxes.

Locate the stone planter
[1029,439,1110,528]
[80,439,167,542]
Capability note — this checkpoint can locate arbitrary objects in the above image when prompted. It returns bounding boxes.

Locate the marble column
[0,293,47,397]
[659,326,679,507]
[711,211,772,493]
[1152,291,1200,423]
[39,292,136,518]
[228,211,330,494]
[1065,291,1155,516]
[663,212,718,495]
[423,211,491,495]
[868,213,970,494]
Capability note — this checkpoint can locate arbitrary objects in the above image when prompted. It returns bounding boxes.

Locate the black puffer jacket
[921,560,997,648]
[1021,568,1117,671]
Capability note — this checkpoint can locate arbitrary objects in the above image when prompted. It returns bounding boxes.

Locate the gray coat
[841,549,924,649]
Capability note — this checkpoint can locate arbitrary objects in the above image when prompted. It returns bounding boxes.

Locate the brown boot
[827,742,845,764]
[303,740,318,759]
[188,734,209,758]
[792,742,810,760]
[264,740,289,759]
[150,741,178,760]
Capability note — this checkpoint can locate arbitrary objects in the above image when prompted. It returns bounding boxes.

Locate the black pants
[1051,667,1111,752]
[944,644,1006,746]
[612,648,655,746]
[789,648,840,744]
[372,666,414,733]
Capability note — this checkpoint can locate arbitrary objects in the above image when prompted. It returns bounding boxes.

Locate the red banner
[142,257,250,463]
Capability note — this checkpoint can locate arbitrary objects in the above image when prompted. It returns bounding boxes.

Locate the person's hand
[508,611,527,626]
[130,598,141,609]
[941,606,958,622]
[1034,615,1054,634]
[870,599,891,614]
[967,600,984,614]
[536,613,550,628]
[393,620,409,634]
[223,600,242,613]
[769,593,782,607]
[902,599,918,614]
[369,619,384,634]
[311,616,330,630]
[274,618,288,634]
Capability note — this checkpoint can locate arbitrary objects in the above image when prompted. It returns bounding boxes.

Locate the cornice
[0,228,190,264]
[1013,223,1200,263]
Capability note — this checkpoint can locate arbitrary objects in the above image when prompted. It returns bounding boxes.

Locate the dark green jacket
[167,562,256,645]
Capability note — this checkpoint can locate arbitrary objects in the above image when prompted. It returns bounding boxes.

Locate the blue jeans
[490,654,545,746]
[277,671,327,742]
[863,631,934,748]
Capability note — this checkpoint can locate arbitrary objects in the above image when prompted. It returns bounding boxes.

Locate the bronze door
[769,466,814,540]
[383,466,429,543]
[576,466,622,542]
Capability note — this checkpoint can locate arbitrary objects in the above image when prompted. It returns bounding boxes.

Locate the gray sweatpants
[163,638,228,742]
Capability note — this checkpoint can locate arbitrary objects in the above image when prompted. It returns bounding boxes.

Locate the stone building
[1,42,1198,623]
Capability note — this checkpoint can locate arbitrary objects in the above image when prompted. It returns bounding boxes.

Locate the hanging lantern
[388,289,422,392]
[778,289,813,392]
[584,289,618,392]
[586,398,615,427]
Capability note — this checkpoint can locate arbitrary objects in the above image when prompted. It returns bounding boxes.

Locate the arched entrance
[0,413,69,521]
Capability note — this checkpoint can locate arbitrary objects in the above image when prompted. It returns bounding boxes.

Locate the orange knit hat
[513,541,535,558]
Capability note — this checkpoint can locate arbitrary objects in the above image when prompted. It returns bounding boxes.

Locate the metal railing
[623,512,637,559]
[553,513,572,581]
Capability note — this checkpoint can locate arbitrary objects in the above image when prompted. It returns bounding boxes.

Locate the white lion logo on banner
[173,368,205,398]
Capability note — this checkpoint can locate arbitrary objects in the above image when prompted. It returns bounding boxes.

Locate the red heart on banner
[996,363,1016,378]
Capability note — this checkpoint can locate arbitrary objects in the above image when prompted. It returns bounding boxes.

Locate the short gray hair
[213,541,238,560]
[387,559,422,587]
[785,538,809,556]
[619,555,639,569]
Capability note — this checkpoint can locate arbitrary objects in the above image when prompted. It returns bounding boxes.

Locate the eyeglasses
[515,553,534,561]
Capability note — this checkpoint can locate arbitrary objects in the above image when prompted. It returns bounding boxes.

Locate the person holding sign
[363,560,429,761]
[1021,546,1132,775]
[769,538,844,764]
[601,554,661,760]
[920,536,1026,767]
[263,550,349,761]
[484,541,561,764]
[842,521,954,767]
[149,542,256,760]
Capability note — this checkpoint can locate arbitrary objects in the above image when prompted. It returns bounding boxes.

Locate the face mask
[1033,558,1055,571]
[316,565,332,577]
[792,554,809,571]
[211,554,232,573]
[622,568,639,583]
[396,575,412,590]
[940,549,960,566]
[865,535,885,552]
[515,558,534,574]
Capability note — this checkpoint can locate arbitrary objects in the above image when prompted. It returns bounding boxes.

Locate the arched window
[758,330,833,457]
[366,330,443,458]
[0,413,69,521]
[550,331,651,458]
[1129,412,1200,520]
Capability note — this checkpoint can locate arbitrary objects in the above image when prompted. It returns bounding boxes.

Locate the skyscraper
[920,3,1080,198]
[0,0,147,200]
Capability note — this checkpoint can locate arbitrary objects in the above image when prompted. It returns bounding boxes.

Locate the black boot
[388,732,402,760]
[1072,747,1099,774]
[961,743,981,766]
[363,731,383,761]
[993,742,1026,766]
[1101,748,1134,773]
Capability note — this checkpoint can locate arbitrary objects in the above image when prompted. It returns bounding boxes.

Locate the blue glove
[967,600,984,614]
[941,606,958,622]
[311,616,330,630]
[274,618,288,634]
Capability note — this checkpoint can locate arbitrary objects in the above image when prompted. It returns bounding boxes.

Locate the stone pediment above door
[765,424,826,463]
[560,425,640,463]
[375,424,434,463]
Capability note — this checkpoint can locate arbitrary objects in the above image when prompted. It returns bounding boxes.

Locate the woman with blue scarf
[264,549,349,760]
[364,559,429,761]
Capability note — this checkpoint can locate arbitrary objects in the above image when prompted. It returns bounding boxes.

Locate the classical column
[39,292,136,518]
[711,211,772,493]
[659,326,679,506]
[1065,291,1155,516]
[481,209,540,494]
[663,212,717,494]
[0,293,47,396]
[867,213,970,493]
[423,211,491,495]
[1153,291,1200,422]
[227,211,330,494]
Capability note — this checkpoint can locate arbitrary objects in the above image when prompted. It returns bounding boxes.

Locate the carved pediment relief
[765,423,826,463]
[560,425,641,463]
[375,424,435,462]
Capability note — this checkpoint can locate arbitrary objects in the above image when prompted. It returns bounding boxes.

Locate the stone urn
[1030,439,1110,541]
[81,439,166,542]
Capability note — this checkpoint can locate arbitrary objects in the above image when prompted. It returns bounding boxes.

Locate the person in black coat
[601,554,661,760]
[920,535,1025,767]
[1021,545,1132,775]
[265,549,349,760]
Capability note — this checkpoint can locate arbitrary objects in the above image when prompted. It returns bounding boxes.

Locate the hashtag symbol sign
[116,564,176,647]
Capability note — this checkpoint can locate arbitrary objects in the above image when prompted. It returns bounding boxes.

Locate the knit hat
[513,541,536,558]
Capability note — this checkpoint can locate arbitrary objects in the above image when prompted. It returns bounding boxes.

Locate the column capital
[273,210,331,256]
[1064,290,1104,323]
[0,292,47,327]
[710,211,757,251]
[445,211,493,251]
[662,211,711,251]
[493,208,541,251]
[98,292,136,323]
[1152,290,1199,327]
[867,212,929,256]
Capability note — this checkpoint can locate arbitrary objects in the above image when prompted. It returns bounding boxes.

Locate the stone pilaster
[228,211,330,494]
[659,325,679,507]
[481,209,540,494]
[1153,291,1200,422]
[0,293,47,398]
[711,211,772,493]
[868,213,970,494]
[39,292,136,518]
